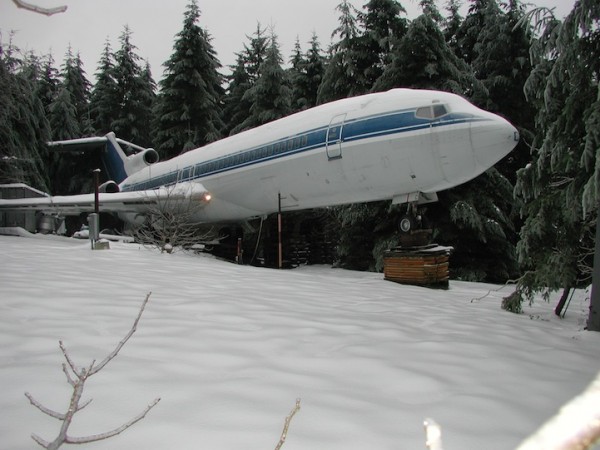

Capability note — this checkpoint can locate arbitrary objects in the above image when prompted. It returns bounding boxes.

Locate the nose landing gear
[397,204,432,247]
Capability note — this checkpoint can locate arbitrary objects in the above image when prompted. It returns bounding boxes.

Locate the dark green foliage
[111,26,156,147]
[235,32,292,131]
[154,0,223,158]
[356,0,408,92]
[511,0,600,311]
[333,201,403,271]
[317,0,362,103]
[288,34,325,112]
[0,43,50,192]
[223,24,269,136]
[89,40,118,136]
[374,13,485,100]
[429,168,519,282]
[60,47,92,136]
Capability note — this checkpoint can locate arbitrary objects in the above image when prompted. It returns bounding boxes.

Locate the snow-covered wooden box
[383,244,453,289]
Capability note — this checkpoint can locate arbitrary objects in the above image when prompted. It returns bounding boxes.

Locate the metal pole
[278,193,283,269]
[93,168,100,214]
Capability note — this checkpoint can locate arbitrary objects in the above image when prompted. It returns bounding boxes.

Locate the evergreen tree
[374,13,485,98]
[36,54,60,115]
[111,26,156,147]
[0,43,50,191]
[356,0,408,92]
[443,0,464,51]
[317,0,362,103]
[236,32,292,131]
[60,47,92,135]
[222,53,254,136]
[510,1,600,321]
[154,0,224,158]
[288,34,325,112]
[225,24,270,135]
[89,39,118,135]
[288,38,307,112]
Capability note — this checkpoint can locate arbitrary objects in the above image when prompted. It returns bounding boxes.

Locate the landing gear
[397,204,431,247]
[398,213,417,234]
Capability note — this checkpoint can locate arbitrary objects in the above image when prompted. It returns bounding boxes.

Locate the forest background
[1,0,599,315]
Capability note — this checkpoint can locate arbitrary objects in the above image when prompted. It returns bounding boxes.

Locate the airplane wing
[0,183,211,216]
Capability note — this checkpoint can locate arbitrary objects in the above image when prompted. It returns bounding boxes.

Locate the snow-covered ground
[1,233,598,450]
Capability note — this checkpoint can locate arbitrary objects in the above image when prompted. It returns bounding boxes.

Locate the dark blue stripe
[121,110,484,192]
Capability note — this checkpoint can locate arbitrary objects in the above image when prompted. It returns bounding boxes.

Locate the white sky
[0,0,576,81]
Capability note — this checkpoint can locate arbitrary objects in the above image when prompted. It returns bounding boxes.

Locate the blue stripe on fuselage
[121,110,484,192]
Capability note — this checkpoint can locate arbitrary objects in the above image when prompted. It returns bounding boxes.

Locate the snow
[0,233,599,450]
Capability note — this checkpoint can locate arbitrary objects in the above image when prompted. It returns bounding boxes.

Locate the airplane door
[326,114,346,160]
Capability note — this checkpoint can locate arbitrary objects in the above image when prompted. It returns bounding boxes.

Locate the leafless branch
[91,292,151,375]
[274,398,301,450]
[27,293,159,449]
[25,392,66,420]
[131,185,215,253]
[12,0,67,15]
[65,397,161,444]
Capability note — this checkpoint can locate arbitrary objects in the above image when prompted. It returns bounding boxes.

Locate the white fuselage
[121,89,518,223]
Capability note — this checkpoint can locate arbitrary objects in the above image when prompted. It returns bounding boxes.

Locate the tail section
[48,132,159,187]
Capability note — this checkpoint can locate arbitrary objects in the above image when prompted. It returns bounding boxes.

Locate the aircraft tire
[398,213,415,234]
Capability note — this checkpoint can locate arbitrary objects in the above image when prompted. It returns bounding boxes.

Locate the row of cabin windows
[129,134,312,191]
[127,108,446,191]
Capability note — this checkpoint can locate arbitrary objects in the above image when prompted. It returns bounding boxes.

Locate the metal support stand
[278,193,283,269]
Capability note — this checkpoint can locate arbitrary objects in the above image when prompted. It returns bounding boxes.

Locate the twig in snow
[26,292,160,449]
[275,398,301,450]
[424,418,443,450]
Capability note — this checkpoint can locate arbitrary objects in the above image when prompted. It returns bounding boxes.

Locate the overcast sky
[1,0,576,81]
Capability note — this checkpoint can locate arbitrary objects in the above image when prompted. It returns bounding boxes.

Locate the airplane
[0,88,519,236]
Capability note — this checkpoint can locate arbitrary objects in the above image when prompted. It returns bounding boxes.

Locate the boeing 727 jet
[0,88,519,234]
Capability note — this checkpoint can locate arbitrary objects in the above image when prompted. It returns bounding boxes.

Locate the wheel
[398,214,415,234]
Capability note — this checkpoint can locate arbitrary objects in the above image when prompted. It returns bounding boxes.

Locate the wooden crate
[384,245,452,289]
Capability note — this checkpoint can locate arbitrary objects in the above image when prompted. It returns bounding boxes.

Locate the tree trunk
[554,286,572,317]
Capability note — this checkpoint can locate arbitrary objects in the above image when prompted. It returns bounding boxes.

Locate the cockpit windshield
[415,103,448,120]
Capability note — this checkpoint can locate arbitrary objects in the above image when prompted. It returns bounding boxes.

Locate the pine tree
[356,0,408,91]
[89,39,118,135]
[225,24,270,135]
[236,31,292,131]
[60,47,92,136]
[111,26,156,147]
[374,13,485,97]
[154,0,224,158]
[288,34,325,112]
[511,1,600,320]
[0,43,50,191]
[443,0,464,51]
[317,0,362,103]
[36,54,60,115]
[222,54,254,136]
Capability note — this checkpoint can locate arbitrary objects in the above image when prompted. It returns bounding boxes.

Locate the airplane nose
[471,113,519,171]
